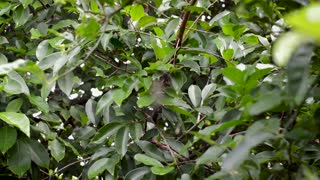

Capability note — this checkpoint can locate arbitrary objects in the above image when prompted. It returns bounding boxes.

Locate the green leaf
[52,19,77,30]
[130,123,144,141]
[0,127,17,154]
[85,99,98,125]
[151,166,174,175]
[181,174,192,180]
[221,24,246,40]
[137,16,157,28]
[76,17,100,39]
[4,71,30,95]
[96,91,114,114]
[7,140,31,177]
[188,85,202,107]
[222,119,280,171]
[201,83,216,102]
[88,156,120,178]
[134,154,164,167]
[30,28,42,39]
[28,95,49,114]
[0,112,30,137]
[196,146,225,166]
[57,71,74,96]
[115,126,130,156]
[92,122,124,144]
[129,4,145,21]
[165,18,180,38]
[112,89,128,106]
[19,0,33,7]
[13,5,30,28]
[222,49,234,60]
[25,139,50,169]
[0,60,26,75]
[136,141,166,162]
[286,4,320,41]
[0,53,8,64]
[249,92,283,115]
[0,36,9,44]
[272,32,306,67]
[221,67,244,84]
[287,43,314,104]
[48,139,65,162]
[101,33,113,51]
[137,94,155,108]
[88,158,109,178]
[6,98,23,112]
[125,167,150,180]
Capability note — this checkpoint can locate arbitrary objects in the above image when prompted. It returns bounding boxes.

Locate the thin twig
[55,157,91,174]
[93,53,127,71]
[178,115,207,141]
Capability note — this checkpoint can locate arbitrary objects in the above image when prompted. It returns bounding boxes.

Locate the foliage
[0,0,320,179]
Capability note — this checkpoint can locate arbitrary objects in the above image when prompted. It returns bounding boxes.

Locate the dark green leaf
[7,140,31,177]
[115,126,130,156]
[0,127,17,154]
[134,154,164,167]
[48,139,65,162]
[25,139,50,169]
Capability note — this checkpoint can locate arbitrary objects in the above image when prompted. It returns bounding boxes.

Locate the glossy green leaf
[222,49,234,60]
[138,16,157,28]
[48,139,65,162]
[85,99,98,125]
[19,0,33,7]
[57,71,74,96]
[0,60,26,75]
[0,127,17,154]
[25,139,50,169]
[222,119,280,171]
[96,91,114,114]
[115,126,130,156]
[92,122,124,144]
[125,167,150,180]
[88,155,120,178]
[6,98,23,112]
[137,94,155,108]
[112,89,128,106]
[151,166,174,175]
[13,5,30,28]
[88,158,109,178]
[201,83,216,102]
[0,53,7,64]
[188,85,202,107]
[76,17,100,39]
[129,4,145,21]
[136,141,166,162]
[28,95,49,114]
[0,36,9,44]
[134,154,164,167]
[4,71,30,95]
[0,112,30,137]
[7,140,31,177]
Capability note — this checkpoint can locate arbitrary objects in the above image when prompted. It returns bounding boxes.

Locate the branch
[170,0,198,65]
[178,114,206,141]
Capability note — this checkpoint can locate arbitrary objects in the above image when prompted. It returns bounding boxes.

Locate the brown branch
[170,0,198,65]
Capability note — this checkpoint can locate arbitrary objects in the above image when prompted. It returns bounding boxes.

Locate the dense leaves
[0,0,320,179]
